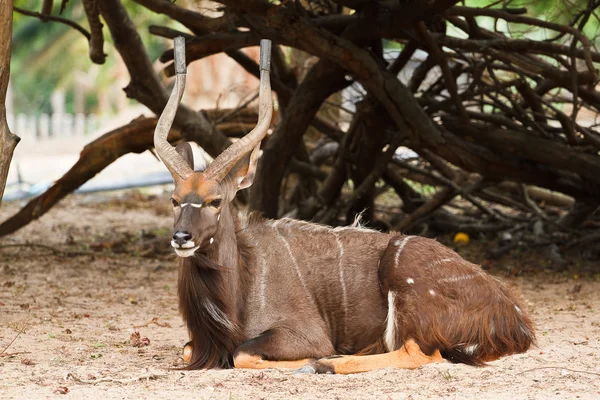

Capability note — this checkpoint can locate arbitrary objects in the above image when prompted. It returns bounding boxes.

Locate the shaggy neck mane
[177,206,250,370]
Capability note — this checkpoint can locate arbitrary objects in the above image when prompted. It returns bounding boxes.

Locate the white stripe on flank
[463,344,478,355]
[431,258,454,267]
[275,227,310,296]
[257,251,268,311]
[334,233,349,327]
[393,236,413,267]
[438,273,479,284]
[384,291,397,352]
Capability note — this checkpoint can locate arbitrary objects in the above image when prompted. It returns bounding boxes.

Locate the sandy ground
[1,193,599,400]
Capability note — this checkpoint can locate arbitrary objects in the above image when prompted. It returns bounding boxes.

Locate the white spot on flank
[217,214,221,221]
[406,278,414,284]
[463,344,478,355]
[394,236,413,268]
[334,233,348,328]
[429,289,436,296]
[384,291,397,352]
[209,237,214,245]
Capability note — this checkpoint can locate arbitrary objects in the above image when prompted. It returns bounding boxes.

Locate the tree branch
[13,6,91,40]
[0,2,20,205]
[82,0,106,64]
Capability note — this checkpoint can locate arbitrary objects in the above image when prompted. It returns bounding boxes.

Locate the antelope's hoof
[294,364,316,374]
[183,342,193,364]
[294,360,335,375]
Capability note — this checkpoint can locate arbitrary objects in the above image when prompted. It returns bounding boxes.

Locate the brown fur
[165,145,535,373]
[379,235,535,365]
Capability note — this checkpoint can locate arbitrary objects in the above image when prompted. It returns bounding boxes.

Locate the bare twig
[82,0,106,64]
[132,317,172,329]
[0,325,26,356]
[13,6,91,40]
[66,371,168,385]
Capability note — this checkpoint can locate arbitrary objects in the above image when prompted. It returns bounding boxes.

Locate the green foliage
[11,0,184,115]
[465,0,600,40]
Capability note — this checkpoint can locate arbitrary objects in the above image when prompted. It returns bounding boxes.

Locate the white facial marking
[406,278,414,284]
[209,237,214,245]
[384,291,397,352]
[429,289,436,296]
[217,214,221,221]
[394,236,413,268]
[174,246,199,257]
[180,203,202,208]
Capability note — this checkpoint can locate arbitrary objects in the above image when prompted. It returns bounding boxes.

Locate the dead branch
[66,371,167,385]
[97,0,230,157]
[41,0,53,16]
[0,324,26,356]
[447,6,597,80]
[0,2,20,206]
[0,118,161,237]
[13,6,91,40]
[82,0,106,64]
[132,317,172,329]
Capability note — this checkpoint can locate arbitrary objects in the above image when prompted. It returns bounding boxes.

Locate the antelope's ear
[225,144,260,192]
[175,142,194,171]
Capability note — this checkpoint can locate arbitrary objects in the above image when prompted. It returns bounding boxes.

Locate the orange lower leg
[312,339,444,374]
[234,352,314,370]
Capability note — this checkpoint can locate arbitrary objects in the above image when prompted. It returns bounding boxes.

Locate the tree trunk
[0,1,20,206]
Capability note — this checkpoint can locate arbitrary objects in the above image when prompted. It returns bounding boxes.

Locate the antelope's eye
[171,198,180,207]
[207,198,222,208]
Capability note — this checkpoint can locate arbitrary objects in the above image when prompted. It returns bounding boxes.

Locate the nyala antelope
[154,38,534,374]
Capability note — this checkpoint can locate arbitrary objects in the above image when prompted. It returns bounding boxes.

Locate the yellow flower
[453,232,469,246]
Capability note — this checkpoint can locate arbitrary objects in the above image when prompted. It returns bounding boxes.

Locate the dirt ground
[1,193,599,400]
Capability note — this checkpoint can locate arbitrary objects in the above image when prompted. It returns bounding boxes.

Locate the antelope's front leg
[233,327,334,370]
[298,339,444,374]
[183,341,193,364]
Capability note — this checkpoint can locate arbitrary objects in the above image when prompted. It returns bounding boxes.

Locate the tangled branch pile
[2,0,600,265]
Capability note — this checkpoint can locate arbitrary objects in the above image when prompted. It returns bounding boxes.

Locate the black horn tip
[174,36,187,75]
[259,39,272,72]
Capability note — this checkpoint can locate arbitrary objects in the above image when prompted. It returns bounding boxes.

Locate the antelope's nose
[172,231,192,246]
